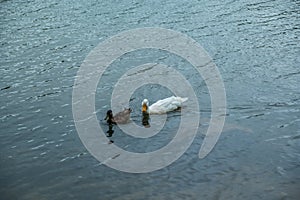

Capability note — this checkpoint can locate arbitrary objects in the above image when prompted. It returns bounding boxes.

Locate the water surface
[1,0,299,199]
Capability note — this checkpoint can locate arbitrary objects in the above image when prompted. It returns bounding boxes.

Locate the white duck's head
[142,99,149,113]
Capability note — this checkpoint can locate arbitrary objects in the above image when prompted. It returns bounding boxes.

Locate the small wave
[31,144,45,150]
[0,86,11,91]
[265,134,300,142]
[275,71,300,79]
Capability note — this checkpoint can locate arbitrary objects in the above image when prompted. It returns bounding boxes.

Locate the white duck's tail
[176,96,188,103]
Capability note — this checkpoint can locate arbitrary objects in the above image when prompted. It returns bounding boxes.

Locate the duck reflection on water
[142,111,150,128]
[106,124,114,137]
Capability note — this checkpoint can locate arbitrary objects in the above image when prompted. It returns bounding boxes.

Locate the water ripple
[1,0,299,199]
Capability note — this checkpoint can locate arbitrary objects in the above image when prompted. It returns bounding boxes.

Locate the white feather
[143,96,188,114]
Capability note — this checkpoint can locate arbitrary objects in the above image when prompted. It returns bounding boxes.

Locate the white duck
[142,96,188,114]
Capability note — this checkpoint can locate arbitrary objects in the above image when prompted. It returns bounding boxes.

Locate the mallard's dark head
[105,110,113,120]
[105,110,116,125]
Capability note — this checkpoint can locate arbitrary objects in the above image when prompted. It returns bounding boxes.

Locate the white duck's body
[142,96,188,114]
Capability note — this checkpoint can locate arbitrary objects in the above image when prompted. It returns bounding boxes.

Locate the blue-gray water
[1,0,300,199]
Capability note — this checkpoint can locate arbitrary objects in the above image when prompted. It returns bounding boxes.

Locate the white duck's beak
[142,99,149,112]
[142,103,148,112]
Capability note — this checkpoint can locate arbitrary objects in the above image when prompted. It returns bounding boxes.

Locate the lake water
[1,0,300,199]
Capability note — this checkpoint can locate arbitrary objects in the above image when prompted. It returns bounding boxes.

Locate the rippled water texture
[1,0,300,199]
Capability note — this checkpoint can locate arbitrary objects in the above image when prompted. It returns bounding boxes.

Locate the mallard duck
[142,96,188,114]
[105,108,132,124]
